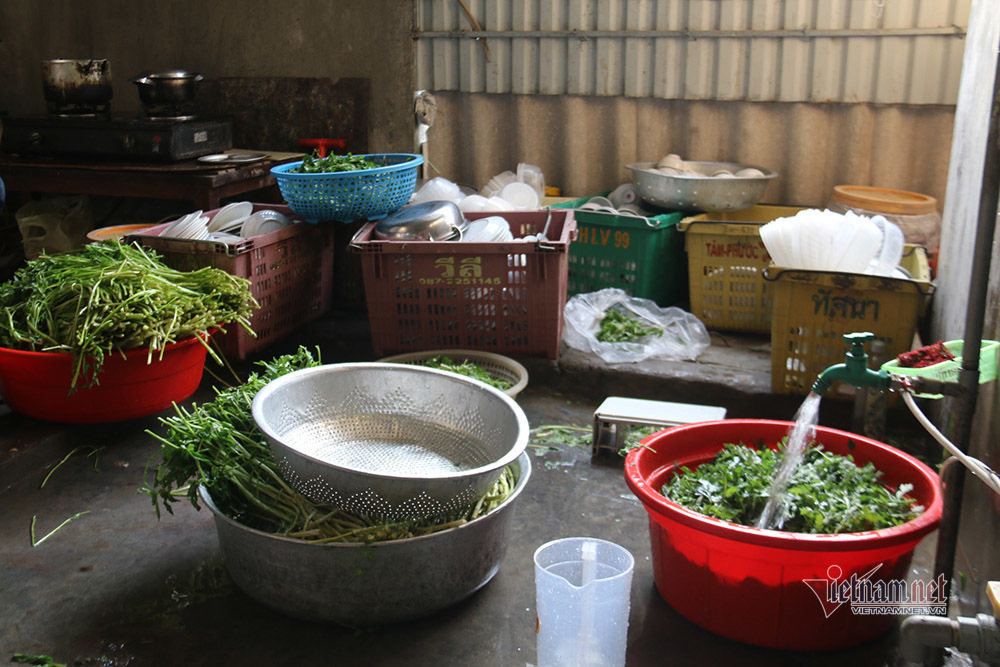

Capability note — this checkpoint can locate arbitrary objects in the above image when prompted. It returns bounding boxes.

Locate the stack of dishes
[163,202,296,242]
[461,216,513,243]
[162,210,211,240]
[479,171,517,199]
[206,201,254,238]
[759,208,905,276]
[240,209,293,237]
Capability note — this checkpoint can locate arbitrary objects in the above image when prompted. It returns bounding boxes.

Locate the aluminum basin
[200,452,531,625]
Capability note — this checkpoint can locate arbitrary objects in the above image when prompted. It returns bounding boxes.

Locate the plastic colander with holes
[270,153,423,223]
[251,363,529,521]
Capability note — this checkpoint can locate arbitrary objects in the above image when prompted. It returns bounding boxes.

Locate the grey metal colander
[251,362,529,520]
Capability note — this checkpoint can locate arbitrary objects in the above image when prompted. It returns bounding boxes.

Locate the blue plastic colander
[271,153,423,223]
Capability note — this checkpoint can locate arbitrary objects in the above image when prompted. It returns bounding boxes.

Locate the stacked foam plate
[759,208,905,276]
[207,201,254,237]
[479,171,517,199]
[163,202,296,242]
[162,210,211,240]
[239,209,293,237]
[460,216,513,242]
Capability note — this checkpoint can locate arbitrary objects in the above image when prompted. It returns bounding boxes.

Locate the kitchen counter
[0,314,940,666]
[0,150,302,211]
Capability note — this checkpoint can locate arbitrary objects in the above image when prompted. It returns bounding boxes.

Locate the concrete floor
[0,312,952,666]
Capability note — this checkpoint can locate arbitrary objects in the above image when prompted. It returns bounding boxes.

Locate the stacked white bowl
[410,171,543,214]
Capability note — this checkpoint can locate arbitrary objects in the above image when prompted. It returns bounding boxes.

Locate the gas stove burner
[139,102,198,122]
[0,113,234,162]
[46,101,111,119]
[141,113,199,122]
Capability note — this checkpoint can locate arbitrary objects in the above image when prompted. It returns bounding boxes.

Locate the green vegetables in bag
[596,308,663,343]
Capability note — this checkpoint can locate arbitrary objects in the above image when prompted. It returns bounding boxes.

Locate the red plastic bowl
[0,335,211,424]
[624,419,942,650]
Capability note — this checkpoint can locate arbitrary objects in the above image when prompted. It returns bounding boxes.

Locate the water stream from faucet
[755,392,822,530]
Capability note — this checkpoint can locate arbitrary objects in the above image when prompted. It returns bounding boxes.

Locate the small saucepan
[131,70,205,106]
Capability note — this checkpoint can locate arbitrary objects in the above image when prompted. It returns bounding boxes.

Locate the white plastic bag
[563,288,710,364]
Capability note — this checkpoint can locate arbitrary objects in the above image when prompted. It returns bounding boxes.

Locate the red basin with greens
[624,419,942,650]
[0,334,210,423]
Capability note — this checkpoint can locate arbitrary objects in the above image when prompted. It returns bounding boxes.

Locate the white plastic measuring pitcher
[534,537,635,667]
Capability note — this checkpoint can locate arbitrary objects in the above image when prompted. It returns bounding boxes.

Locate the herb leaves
[292,152,382,173]
[596,309,663,343]
[660,441,923,534]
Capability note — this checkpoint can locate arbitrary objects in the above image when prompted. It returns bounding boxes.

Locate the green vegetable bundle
[417,355,512,391]
[661,441,923,534]
[596,309,663,343]
[292,152,383,173]
[143,347,516,543]
[0,241,257,388]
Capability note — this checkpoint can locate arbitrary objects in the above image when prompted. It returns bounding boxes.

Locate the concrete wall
[0,0,415,153]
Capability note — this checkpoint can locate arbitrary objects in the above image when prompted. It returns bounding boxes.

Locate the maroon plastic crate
[126,204,334,359]
[352,210,576,359]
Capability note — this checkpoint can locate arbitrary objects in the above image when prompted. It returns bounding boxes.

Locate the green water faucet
[811,332,891,396]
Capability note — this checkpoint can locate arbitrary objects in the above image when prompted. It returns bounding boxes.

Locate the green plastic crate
[551,194,687,306]
[881,339,999,398]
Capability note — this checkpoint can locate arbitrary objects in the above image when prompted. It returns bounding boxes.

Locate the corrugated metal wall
[425,93,954,206]
[414,0,967,206]
[415,0,969,104]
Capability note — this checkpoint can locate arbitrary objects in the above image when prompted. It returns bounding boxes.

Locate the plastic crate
[679,205,806,333]
[352,210,577,359]
[126,204,334,360]
[881,339,999,398]
[767,245,934,395]
[551,194,686,306]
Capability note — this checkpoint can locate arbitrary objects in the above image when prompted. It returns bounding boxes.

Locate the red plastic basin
[0,335,210,424]
[624,419,942,651]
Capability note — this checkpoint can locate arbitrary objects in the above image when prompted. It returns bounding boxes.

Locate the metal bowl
[374,200,466,241]
[626,161,777,212]
[199,451,530,625]
[251,363,529,520]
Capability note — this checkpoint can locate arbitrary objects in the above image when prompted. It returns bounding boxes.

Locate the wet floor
[0,316,949,667]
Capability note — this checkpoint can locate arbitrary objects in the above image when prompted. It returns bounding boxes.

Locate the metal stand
[591,397,727,457]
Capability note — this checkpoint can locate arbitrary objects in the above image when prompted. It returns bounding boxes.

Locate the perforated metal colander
[251,363,529,520]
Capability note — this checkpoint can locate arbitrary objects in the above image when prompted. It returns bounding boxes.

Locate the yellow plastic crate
[767,245,934,395]
[679,206,806,333]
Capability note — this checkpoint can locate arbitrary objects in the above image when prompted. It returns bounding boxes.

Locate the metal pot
[374,200,466,241]
[130,70,204,105]
[198,452,531,624]
[41,59,112,106]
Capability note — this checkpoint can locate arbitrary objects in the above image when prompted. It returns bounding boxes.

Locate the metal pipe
[900,615,959,664]
[901,612,1000,664]
[414,27,966,41]
[928,21,1000,667]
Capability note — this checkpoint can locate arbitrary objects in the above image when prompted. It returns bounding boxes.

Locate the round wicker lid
[831,185,938,216]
